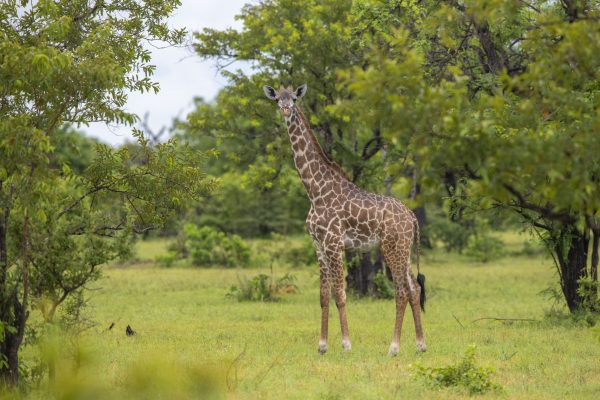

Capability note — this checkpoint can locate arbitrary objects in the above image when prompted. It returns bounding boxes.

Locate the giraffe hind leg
[407,267,427,352]
[382,246,410,356]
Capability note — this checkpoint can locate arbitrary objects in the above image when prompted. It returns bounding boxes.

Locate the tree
[0,0,215,384]
[342,0,600,312]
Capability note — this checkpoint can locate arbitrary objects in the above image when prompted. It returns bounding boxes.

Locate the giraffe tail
[413,213,426,312]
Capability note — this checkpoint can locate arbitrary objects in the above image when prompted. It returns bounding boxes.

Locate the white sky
[85,0,249,146]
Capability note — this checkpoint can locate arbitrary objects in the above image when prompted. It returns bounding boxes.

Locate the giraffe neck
[285,106,347,202]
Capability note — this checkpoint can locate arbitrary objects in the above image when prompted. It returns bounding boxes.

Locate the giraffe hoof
[318,341,328,355]
[416,342,427,352]
[388,343,399,357]
[342,339,351,351]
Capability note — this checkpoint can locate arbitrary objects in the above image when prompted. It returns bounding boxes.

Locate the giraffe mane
[294,105,350,181]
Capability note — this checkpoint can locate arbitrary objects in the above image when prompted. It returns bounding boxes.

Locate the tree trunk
[0,185,26,386]
[0,178,16,385]
[591,230,598,290]
[0,296,25,386]
[554,227,589,312]
[410,174,431,249]
[0,179,7,289]
[345,250,383,296]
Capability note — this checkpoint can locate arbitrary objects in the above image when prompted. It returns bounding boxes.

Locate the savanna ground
[21,233,600,399]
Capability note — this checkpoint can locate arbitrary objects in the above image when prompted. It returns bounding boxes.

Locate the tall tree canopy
[343,0,600,312]
[0,0,215,384]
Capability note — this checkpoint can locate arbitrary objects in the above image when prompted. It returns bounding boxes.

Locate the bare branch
[517,0,541,13]
[503,183,575,224]
[58,185,108,218]
[473,317,537,323]
[73,1,103,23]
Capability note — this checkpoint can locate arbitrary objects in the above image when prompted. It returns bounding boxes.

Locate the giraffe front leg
[314,244,331,355]
[328,248,351,352]
[319,275,330,354]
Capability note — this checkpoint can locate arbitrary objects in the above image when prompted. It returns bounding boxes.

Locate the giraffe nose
[282,107,291,116]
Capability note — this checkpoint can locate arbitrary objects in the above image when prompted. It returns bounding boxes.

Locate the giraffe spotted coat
[263,84,426,356]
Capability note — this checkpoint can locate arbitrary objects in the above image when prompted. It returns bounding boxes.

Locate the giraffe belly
[342,230,380,252]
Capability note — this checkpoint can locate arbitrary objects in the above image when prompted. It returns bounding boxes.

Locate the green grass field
[22,233,600,399]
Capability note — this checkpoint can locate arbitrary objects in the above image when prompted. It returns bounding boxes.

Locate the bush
[428,218,473,253]
[191,170,309,237]
[464,234,504,263]
[184,225,251,267]
[226,272,298,302]
[413,345,501,395]
[373,270,394,299]
[155,251,179,268]
[247,234,317,269]
[576,277,600,316]
[271,233,317,267]
[428,208,506,261]
[518,238,545,256]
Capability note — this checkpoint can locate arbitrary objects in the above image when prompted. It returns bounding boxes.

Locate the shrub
[413,345,501,395]
[155,251,179,268]
[373,270,394,299]
[184,225,251,267]
[518,239,545,256]
[247,234,317,269]
[428,218,473,253]
[576,276,600,313]
[226,272,298,302]
[464,234,504,263]
[272,233,317,267]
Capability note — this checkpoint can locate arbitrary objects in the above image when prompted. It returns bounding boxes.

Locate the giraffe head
[263,84,307,117]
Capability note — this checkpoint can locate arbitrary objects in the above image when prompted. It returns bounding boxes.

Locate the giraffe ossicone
[263,83,426,356]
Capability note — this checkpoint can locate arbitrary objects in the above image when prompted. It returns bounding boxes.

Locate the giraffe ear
[294,84,307,99]
[263,85,277,100]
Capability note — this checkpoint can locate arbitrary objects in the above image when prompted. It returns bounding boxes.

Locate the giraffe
[263,84,426,356]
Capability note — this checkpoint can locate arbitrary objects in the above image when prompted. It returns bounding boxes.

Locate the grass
[21,232,600,399]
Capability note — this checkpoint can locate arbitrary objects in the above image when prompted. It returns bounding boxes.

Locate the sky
[85,0,249,146]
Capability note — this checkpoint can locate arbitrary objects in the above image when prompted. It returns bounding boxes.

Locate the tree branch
[473,317,537,323]
[503,183,576,224]
[361,135,383,161]
[58,185,108,218]
[73,1,104,23]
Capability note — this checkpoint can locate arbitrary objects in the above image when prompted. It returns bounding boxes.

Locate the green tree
[342,0,600,312]
[0,0,215,384]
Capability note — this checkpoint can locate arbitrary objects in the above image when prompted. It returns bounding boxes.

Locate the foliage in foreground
[16,336,225,400]
[413,345,501,395]
[226,272,298,302]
